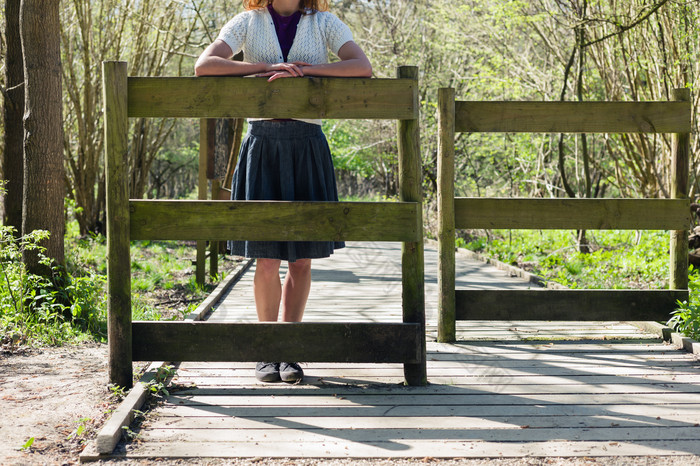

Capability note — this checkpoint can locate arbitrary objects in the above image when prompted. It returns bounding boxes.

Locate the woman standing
[195,0,372,383]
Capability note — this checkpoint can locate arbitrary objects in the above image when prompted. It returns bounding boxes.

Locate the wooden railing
[437,88,693,342]
[104,62,425,387]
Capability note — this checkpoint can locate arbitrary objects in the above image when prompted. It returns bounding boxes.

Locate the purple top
[268,5,302,62]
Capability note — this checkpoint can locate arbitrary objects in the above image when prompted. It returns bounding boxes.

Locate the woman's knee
[256,258,282,278]
[288,259,311,276]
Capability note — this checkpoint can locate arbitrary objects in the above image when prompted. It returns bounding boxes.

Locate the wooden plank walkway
[118,242,700,459]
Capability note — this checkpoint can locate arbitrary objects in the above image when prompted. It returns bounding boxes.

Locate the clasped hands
[256,61,312,81]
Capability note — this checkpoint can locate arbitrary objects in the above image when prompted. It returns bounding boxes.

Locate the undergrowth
[459,229,700,339]
[459,229,668,289]
[0,225,103,347]
[2,209,226,348]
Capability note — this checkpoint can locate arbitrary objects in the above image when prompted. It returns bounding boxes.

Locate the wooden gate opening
[436,88,693,342]
[104,62,426,388]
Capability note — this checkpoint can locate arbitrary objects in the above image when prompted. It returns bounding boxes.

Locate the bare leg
[280,259,312,322]
[253,258,282,322]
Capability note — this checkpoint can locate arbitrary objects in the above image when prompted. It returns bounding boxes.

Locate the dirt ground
[0,343,114,465]
[1,345,700,465]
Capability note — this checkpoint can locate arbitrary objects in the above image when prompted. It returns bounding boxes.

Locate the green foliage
[668,267,700,341]
[147,364,176,398]
[108,384,127,401]
[463,228,700,339]
[462,229,668,290]
[67,417,91,441]
[3,204,223,347]
[0,223,105,347]
[20,437,35,451]
[668,300,700,341]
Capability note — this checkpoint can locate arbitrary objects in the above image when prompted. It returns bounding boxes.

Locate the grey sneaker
[280,362,304,383]
[255,362,280,382]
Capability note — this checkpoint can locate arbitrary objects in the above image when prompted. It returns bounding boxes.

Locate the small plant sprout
[121,425,138,440]
[20,437,35,451]
[67,417,91,440]
[108,384,127,401]
[147,365,176,398]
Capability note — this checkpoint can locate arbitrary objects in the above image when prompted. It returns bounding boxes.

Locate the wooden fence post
[397,66,426,386]
[103,61,133,388]
[437,88,456,342]
[210,179,220,279]
[196,118,209,286]
[670,88,691,290]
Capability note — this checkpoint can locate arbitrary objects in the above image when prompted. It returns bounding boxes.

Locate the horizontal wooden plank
[129,200,420,241]
[431,341,685,354]
[168,392,700,407]
[176,358,698,373]
[123,439,700,458]
[170,381,700,396]
[454,198,691,230]
[454,101,691,133]
[175,365,700,378]
[184,351,697,366]
[146,413,700,430]
[155,402,700,418]
[141,426,700,443]
[455,290,688,321]
[128,77,417,119]
[173,374,700,388]
[132,322,422,363]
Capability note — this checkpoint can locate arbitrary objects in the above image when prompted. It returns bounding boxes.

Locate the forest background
[0,0,699,341]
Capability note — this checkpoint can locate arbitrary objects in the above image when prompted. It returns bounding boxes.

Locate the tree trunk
[20,0,65,273]
[2,0,24,235]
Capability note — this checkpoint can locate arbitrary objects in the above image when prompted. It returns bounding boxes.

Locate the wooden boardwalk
[118,242,700,459]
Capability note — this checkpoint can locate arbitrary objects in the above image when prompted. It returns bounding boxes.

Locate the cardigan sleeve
[322,12,354,56]
[216,11,250,56]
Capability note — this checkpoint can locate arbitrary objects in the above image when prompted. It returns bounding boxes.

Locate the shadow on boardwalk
[113,242,700,460]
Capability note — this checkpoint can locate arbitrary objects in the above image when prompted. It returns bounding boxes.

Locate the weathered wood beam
[437,88,456,343]
[455,198,690,230]
[129,200,421,242]
[132,322,423,363]
[455,290,688,321]
[398,66,426,386]
[455,101,691,134]
[127,77,418,120]
[103,61,133,389]
[196,118,209,286]
[670,88,691,290]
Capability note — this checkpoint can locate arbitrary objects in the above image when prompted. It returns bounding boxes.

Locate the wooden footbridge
[88,241,700,460]
[88,62,700,460]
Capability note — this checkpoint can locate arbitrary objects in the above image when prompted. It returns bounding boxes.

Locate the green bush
[462,228,700,339]
[461,229,668,290]
[668,267,700,340]
[0,225,106,346]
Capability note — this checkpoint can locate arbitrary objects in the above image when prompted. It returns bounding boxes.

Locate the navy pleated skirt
[228,120,345,262]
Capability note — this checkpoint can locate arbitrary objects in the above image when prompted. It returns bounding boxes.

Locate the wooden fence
[436,88,693,342]
[103,62,426,388]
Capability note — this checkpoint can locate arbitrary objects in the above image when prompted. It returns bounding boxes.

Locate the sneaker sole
[280,372,303,383]
[256,373,281,383]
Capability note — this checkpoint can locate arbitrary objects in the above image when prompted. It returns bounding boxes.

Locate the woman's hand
[257,61,311,81]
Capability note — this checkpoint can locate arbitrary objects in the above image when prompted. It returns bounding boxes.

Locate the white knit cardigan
[217,8,354,125]
[217,8,354,65]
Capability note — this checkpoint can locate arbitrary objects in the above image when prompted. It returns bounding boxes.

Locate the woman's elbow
[194,58,206,77]
[361,60,373,78]
[194,54,216,77]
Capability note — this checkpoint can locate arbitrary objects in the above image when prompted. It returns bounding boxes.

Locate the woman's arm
[194,40,309,77]
[260,41,372,81]
[301,42,372,78]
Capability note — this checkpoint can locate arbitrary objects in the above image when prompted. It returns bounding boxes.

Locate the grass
[459,228,700,339]
[1,217,237,349]
[458,229,669,289]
